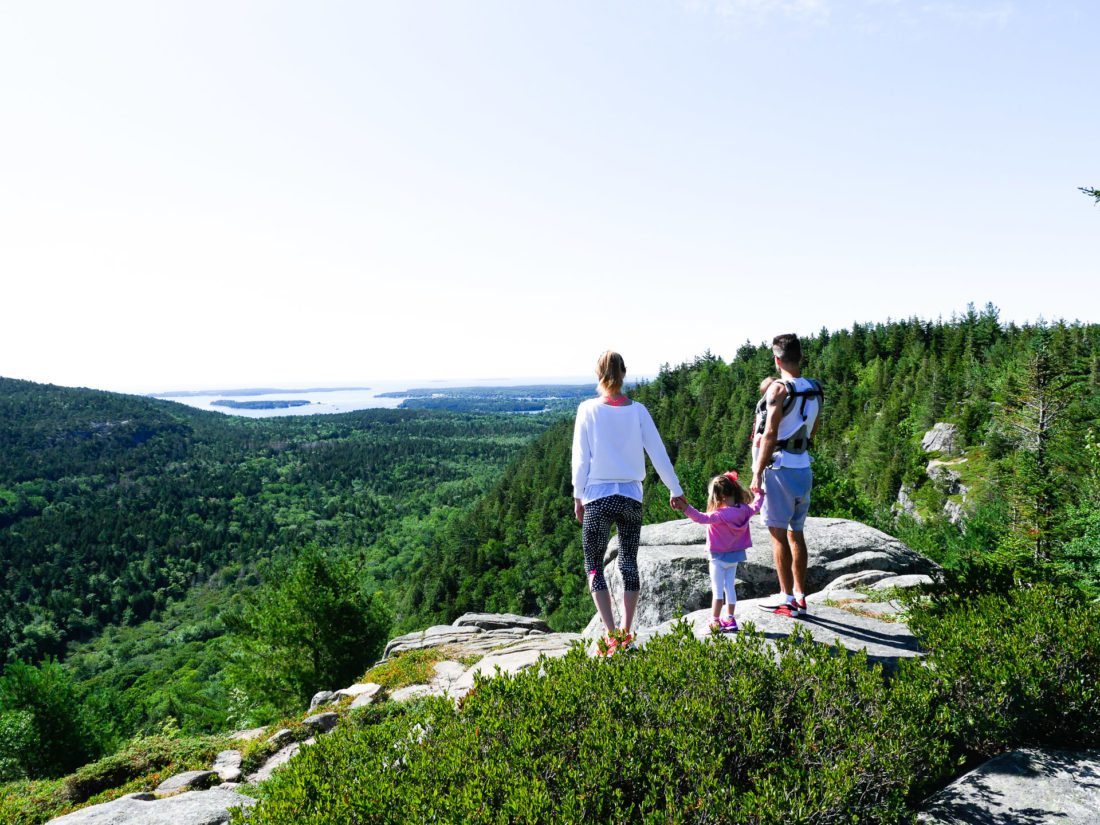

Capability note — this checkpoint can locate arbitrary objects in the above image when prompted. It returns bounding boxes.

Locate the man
[750,334,823,617]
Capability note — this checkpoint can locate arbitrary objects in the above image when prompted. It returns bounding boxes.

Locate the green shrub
[360,647,481,692]
[237,719,313,776]
[345,696,431,729]
[61,730,229,803]
[904,584,1100,759]
[0,776,69,825]
[235,623,952,824]
[0,711,39,781]
[0,660,104,780]
[0,729,232,825]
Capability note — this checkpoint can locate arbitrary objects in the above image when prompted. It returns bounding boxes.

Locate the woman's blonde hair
[596,351,627,396]
[706,473,750,512]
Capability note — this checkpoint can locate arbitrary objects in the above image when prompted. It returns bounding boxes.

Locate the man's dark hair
[772,334,802,365]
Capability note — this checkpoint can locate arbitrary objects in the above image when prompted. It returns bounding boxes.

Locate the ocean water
[150,376,600,418]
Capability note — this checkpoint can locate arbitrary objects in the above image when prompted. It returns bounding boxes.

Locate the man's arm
[751,383,786,493]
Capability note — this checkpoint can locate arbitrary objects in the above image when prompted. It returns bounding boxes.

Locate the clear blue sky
[2,1,1096,392]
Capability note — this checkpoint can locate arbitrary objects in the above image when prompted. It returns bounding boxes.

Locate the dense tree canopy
[395,307,1100,631]
[2,307,1099,772]
[0,380,552,666]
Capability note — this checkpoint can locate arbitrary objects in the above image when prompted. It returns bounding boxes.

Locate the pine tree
[225,545,391,718]
[999,336,1076,562]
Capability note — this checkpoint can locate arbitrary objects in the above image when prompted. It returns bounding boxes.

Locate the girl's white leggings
[709,557,738,604]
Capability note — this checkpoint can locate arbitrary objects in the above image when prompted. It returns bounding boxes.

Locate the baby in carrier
[751,376,776,464]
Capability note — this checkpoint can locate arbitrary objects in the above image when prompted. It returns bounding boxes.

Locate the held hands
[669,495,687,512]
[750,472,762,495]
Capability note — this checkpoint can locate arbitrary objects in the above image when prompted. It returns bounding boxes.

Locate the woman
[571,351,685,655]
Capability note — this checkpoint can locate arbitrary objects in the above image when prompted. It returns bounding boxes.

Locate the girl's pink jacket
[682,492,764,556]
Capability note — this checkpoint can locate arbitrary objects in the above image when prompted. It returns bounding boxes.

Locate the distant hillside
[0,378,553,667]
[395,307,1100,631]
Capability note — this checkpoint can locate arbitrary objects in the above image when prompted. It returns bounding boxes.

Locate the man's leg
[788,530,808,596]
[769,526,794,595]
[786,467,813,614]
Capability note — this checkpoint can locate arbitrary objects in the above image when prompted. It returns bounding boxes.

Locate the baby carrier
[754,378,823,456]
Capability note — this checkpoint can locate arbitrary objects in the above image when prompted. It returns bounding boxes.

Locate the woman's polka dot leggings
[582,495,643,593]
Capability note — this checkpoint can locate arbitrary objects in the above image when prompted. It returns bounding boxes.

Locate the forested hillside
[0,379,553,667]
[3,305,1099,787]
[397,306,1100,631]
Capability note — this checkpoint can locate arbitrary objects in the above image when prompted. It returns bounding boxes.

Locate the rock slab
[450,634,584,696]
[921,422,959,455]
[308,690,337,710]
[301,711,339,733]
[917,748,1100,824]
[47,788,256,824]
[590,516,937,634]
[383,625,552,661]
[453,612,551,632]
[247,741,304,784]
[154,770,217,796]
[212,750,243,783]
[630,598,923,675]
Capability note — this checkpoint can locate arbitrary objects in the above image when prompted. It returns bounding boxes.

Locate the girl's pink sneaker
[719,616,739,633]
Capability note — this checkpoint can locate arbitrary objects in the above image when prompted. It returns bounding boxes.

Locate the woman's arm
[638,405,684,498]
[571,407,591,520]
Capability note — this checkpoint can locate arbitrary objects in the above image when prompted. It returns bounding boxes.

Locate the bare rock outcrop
[917,748,1100,824]
[588,516,938,634]
[635,596,924,675]
[921,422,960,455]
[47,789,255,824]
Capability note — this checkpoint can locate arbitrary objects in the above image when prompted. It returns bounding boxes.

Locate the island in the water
[153,387,370,398]
[211,399,312,410]
[377,384,597,413]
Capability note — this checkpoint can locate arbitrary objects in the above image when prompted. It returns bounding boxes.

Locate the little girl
[673,472,764,632]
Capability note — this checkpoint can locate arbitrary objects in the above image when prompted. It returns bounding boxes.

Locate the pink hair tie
[724,471,738,482]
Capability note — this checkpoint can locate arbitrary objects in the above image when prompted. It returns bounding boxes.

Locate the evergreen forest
[0,382,554,754]
[2,304,1100,804]
[397,304,1100,631]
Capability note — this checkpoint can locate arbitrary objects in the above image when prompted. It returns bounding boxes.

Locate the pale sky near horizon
[2,1,1097,394]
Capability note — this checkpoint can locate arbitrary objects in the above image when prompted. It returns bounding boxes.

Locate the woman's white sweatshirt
[571,398,683,500]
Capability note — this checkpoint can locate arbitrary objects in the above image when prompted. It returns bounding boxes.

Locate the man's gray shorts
[761,466,813,531]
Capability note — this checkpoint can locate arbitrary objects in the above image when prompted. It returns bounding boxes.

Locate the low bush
[0,777,68,825]
[0,659,107,781]
[235,623,953,824]
[62,729,230,803]
[903,583,1100,760]
[360,647,482,691]
[0,728,232,825]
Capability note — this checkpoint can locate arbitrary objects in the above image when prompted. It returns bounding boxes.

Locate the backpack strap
[774,379,823,454]
[778,379,823,422]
